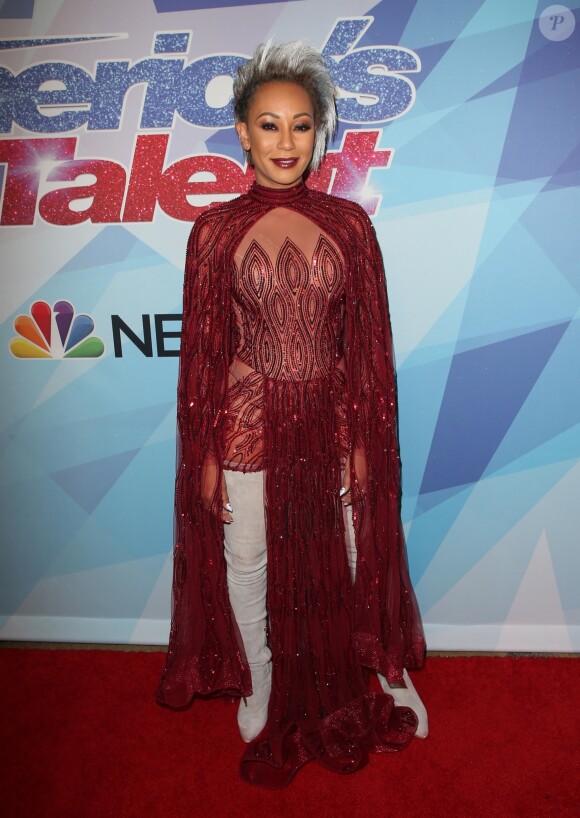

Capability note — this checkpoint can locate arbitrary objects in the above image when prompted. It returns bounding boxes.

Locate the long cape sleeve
[343,205,426,685]
[156,210,251,708]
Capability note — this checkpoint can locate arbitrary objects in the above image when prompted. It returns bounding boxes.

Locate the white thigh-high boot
[223,469,272,743]
[341,500,429,738]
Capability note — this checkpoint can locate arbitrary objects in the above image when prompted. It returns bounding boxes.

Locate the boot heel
[238,662,272,742]
[378,668,429,739]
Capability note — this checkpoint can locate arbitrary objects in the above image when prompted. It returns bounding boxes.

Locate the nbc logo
[10,301,105,359]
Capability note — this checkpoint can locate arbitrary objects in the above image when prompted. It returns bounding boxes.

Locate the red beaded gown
[156,180,426,788]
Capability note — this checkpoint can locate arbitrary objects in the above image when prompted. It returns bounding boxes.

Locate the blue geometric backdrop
[1,0,578,650]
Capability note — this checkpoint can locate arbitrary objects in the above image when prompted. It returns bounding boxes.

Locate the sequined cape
[156,181,426,788]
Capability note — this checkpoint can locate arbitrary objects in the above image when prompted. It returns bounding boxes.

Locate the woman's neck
[248,179,308,204]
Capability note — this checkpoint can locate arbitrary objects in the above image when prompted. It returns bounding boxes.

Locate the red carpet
[1,649,578,817]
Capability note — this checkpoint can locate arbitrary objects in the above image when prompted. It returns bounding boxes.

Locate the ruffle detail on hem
[240,691,418,789]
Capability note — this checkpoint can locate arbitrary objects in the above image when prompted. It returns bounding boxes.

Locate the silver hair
[233,40,337,171]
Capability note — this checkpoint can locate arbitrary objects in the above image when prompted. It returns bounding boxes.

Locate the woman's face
[236,80,315,189]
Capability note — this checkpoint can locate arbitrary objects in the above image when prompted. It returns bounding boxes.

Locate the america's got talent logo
[10,300,105,359]
[0,18,420,224]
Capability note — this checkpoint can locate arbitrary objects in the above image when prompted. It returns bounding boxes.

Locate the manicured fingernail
[339,487,347,497]
[225,503,233,512]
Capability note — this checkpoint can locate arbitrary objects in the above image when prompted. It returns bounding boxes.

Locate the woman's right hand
[201,454,233,523]
[222,472,233,524]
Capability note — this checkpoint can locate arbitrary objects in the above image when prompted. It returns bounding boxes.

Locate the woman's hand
[340,455,352,507]
[201,454,233,523]
[222,472,233,524]
[340,448,369,506]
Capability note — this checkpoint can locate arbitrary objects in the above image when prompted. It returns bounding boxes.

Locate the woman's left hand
[340,455,351,507]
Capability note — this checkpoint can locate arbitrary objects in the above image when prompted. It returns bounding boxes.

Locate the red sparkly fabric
[156,181,426,788]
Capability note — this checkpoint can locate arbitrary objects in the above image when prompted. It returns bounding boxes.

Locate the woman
[156,41,427,789]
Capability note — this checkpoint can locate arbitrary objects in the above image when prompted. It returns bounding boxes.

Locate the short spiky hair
[233,40,337,171]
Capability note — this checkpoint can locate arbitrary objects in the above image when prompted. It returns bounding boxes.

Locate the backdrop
[1,0,578,651]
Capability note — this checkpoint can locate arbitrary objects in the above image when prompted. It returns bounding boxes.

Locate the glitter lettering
[0,130,392,225]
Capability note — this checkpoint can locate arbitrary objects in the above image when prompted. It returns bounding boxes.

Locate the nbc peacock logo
[10,300,105,359]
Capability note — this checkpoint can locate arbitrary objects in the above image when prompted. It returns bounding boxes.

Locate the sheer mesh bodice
[224,207,348,471]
